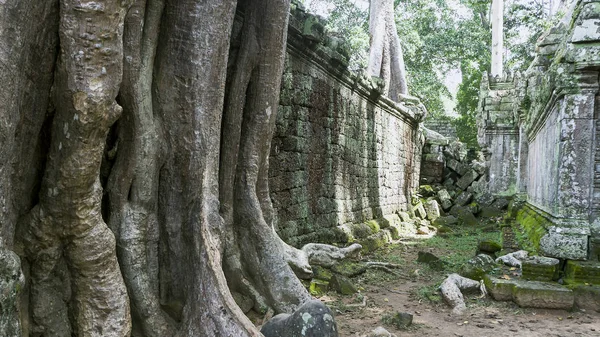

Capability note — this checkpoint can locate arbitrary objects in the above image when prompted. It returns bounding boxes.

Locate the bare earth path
[330,224,600,337]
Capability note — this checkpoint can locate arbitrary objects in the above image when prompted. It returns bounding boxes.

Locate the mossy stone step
[564,260,600,285]
[512,280,574,309]
[571,284,600,311]
[483,275,574,309]
[521,256,560,281]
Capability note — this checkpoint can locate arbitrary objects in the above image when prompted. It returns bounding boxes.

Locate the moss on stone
[365,220,381,233]
[309,279,330,296]
[563,260,600,285]
[514,206,550,254]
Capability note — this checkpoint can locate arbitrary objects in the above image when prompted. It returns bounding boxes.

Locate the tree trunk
[368,0,408,100]
[105,0,173,335]
[1,0,341,335]
[21,0,132,335]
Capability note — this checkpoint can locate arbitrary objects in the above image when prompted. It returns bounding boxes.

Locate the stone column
[491,0,504,77]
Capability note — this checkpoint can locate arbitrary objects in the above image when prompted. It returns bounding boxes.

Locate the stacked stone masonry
[477,0,600,261]
[269,4,425,247]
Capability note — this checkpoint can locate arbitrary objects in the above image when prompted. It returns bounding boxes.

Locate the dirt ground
[328,226,600,337]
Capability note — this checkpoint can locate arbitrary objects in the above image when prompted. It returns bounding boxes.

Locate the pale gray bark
[21,0,132,335]
[368,0,408,100]
[220,0,312,315]
[105,0,172,335]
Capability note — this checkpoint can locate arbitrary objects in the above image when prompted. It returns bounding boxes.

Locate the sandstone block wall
[477,0,600,260]
[269,5,424,247]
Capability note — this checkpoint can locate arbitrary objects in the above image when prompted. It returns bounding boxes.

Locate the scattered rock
[437,189,453,210]
[433,215,458,227]
[477,240,502,255]
[389,312,413,328]
[440,273,482,315]
[261,300,338,337]
[479,206,502,218]
[0,247,24,336]
[424,199,441,221]
[454,191,473,207]
[417,251,443,267]
[329,274,357,295]
[460,254,497,280]
[496,250,528,268]
[369,326,397,337]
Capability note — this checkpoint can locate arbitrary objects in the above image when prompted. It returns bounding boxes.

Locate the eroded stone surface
[261,300,338,337]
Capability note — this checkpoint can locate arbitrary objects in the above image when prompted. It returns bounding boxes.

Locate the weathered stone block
[540,227,589,260]
[483,275,516,301]
[437,189,452,210]
[456,170,479,190]
[433,215,458,227]
[424,199,441,221]
[512,281,574,310]
[413,202,427,219]
[457,208,478,226]
[479,206,502,218]
[564,260,600,285]
[261,300,338,337]
[521,256,560,282]
[571,284,600,312]
[454,191,473,207]
[477,240,502,255]
[460,254,497,280]
[329,274,357,295]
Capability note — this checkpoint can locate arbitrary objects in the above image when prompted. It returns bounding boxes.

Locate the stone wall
[269,4,425,247]
[477,0,600,261]
[423,119,458,139]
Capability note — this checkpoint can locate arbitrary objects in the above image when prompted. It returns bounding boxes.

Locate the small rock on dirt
[329,274,357,295]
[261,300,338,337]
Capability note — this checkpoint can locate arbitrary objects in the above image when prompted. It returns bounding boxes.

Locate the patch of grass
[415,283,442,303]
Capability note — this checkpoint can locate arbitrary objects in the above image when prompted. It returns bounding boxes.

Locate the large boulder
[261,300,338,337]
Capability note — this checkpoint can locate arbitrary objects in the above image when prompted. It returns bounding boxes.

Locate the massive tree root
[21,0,132,335]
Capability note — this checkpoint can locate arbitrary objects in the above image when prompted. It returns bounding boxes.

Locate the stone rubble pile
[417,128,509,229]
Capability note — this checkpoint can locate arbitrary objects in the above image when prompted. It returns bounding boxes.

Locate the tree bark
[220,0,312,315]
[368,0,408,100]
[153,0,261,335]
[21,0,132,335]
[105,0,173,335]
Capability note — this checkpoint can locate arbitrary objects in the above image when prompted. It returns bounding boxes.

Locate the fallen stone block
[496,250,528,268]
[491,198,509,210]
[479,206,502,218]
[456,170,479,190]
[440,273,482,315]
[437,189,452,210]
[389,312,413,329]
[433,215,458,227]
[512,280,574,310]
[454,191,473,207]
[460,254,497,281]
[417,251,443,268]
[359,230,392,253]
[329,274,357,295]
[413,202,427,219]
[457,208,478,226]
[521,256,560,282]
[477,240,502,255]
[309,279,330,296]
[424,199,441,221]
[261,300,338,337]
[419,185,435,197]
[483,275,516,301]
